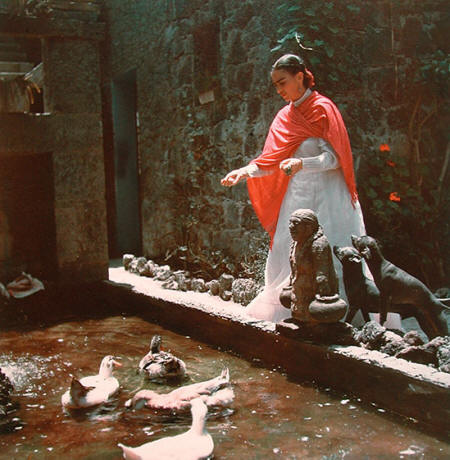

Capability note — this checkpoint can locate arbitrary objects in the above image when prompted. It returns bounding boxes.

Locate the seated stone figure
[280,209,346,323]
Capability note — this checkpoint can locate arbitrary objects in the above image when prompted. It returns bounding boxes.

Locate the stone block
[53,147,105,202]
[49,113,103,152]
[43,38,101,113]
[57,260,108,283]
[54,199,108,266]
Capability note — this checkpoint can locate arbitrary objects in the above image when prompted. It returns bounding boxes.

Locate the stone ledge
[104,266,450,437]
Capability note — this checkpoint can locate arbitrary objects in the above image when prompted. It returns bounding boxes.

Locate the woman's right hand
[220,168,248,187]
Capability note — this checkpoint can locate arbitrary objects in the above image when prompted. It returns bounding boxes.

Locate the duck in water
[126,368,233,411]
[61,355,122,409]
[138,335,186,380]
[118,397,214,460]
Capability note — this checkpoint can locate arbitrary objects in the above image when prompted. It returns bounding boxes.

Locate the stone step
[0,61,34,73]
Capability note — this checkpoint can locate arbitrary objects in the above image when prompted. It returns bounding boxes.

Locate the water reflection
[0,316,448,459]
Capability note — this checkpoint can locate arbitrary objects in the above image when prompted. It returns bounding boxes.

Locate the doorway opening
[109,69,142,258]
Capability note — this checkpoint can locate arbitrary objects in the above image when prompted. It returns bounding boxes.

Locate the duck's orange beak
[113,359,123,368]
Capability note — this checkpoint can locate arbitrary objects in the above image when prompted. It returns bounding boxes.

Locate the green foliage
[271,0,365,93]
[418,50,450,97]
[359,139,448,286]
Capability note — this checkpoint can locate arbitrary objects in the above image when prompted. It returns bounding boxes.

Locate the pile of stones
[123,254,261,306]
[355,321,450,373]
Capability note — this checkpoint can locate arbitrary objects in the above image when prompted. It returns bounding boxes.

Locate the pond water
[0,315,448,459]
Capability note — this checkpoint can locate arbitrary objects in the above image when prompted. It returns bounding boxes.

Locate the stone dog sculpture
[280,209,346,323]
[333,245,380,324]
[351,235,449,340]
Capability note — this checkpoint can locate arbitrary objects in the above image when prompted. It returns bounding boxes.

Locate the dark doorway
[110,70,142,257]
[0,152,57,280]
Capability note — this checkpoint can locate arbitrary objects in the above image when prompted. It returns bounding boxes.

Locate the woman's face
[271,69,305,102]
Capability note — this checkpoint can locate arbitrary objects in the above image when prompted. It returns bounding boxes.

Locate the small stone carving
[206,279,220,296]
[161,275,177,290]
[351,235,450,339]
[129,256,147,274]
[218,273,234,301]
[173,270,191,291]
[191,278,208,293]
[123,254,135,270]
[232,278,259,306]
[155,265,172,281]
[333,245,380,323]
[281,209,347,323]
[121,254,261,306]
[141,260,157,277]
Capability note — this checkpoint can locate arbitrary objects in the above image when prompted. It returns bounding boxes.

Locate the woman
[221,54,398,327]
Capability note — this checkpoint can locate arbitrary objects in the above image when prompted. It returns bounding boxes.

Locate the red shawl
[247,91,358,246]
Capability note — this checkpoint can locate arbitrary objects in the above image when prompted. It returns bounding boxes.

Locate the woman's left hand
[280,158,303,176]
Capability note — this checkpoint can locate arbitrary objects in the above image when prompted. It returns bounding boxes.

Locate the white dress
[244,91,401,327]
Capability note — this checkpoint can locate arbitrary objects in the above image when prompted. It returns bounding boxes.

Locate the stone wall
[101,0,448,284]
[102,0,282,264]
[0,10,108,283]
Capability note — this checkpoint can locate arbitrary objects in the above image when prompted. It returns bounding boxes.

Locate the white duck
[125,368,233,411]
[118,397,214,460]
[61,355,122,409]
[138,335,186,380]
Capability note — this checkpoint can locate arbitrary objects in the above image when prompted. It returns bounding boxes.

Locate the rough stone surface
[218,273,234,292]
[141,260,157,278]
[173,270,191,291]
[232,278,259,306]
[396,336,450,370]
[43,39,101,113]
[379,331,409,356]
[191,278,208,293]
[0,367,19,432]
[123,254,135,270]
[155,265,173,282]
[437,338,450,372]
[355,321,387,349]
[403,330,425,347]
[396,344,439,367]
[207,279,220,296]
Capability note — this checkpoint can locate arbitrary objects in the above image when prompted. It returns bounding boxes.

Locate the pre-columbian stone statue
[280,209,347,323]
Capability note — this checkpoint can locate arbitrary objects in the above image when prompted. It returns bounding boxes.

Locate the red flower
[379,143,390,152]
[389,192,401,202]
[386,160,396,167]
